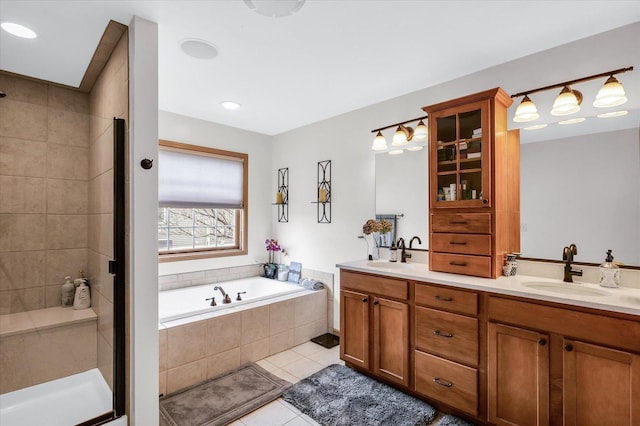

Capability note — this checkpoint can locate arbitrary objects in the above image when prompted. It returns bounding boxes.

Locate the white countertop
[336,259,640,317]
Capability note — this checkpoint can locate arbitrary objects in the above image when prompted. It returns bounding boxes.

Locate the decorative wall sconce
[511,66,633,123]
[273,167,288,223]
[371,114,428,153]
[311,160,331,223]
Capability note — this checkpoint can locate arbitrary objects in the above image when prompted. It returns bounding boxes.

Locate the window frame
[158,140,248,262]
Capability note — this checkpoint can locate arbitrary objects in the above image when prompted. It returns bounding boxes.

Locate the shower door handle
[109,260,117,275]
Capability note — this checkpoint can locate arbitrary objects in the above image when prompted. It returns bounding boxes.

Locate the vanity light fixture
[511,66,633,122]
[414,120,428,140]
[597,110,628,118]
[593,75,628,107]
[551,86,582,116]
[389,149,404,155]
[407,145,424,151]
[392,125,414,146]
[370,114,428,151]
[513,95,539,122]
[371,131,388,150]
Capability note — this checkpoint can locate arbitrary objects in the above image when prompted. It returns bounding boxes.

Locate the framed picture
[288,261,302,284]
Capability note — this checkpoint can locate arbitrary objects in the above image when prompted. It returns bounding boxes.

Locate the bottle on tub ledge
[73,271,91,310]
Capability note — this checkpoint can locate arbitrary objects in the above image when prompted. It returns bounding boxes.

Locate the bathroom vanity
[337,260,640,425]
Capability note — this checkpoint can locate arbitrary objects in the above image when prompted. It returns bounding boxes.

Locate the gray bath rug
[159,363,291,426]
[437,413,476,426]
[282,364,437,426]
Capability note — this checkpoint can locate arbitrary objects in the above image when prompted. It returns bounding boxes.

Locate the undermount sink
[366,260,408,269]
[521,281,611,297]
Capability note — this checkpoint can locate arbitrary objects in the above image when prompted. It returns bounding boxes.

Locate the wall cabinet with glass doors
[423,88,519,278]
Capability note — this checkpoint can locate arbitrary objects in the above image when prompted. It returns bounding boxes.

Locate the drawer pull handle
[538,338,547,346]
[373,300,379,306]
[432,378,453,388]
[362,297,368,303]
[564,343,573,352]
[449,261,468,267]
[434,295,453,302]
[449,221,467,225]
[449,241,467,245]
[433,330,453,338]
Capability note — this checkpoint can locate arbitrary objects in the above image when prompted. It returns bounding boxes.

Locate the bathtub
[159,276,308,323]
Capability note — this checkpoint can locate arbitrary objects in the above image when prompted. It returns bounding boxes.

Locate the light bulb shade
[551,86,582,116]
[414,120,428,140]
[371,131,387,151]
[593,75,628,107]
[392,125,414,146]
[513,95,539,122]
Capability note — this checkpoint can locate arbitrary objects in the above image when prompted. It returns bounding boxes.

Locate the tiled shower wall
[88,31,129,390]
[0,73,90,314]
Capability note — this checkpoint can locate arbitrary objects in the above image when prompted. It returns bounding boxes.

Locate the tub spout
[214,286,232,304]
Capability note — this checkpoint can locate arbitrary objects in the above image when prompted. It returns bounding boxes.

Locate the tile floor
[230,342,459,426]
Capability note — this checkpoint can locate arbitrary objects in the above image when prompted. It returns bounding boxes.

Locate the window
[158,140,248,261]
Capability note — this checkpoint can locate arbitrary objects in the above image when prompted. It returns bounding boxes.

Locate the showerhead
[0,91,6,98]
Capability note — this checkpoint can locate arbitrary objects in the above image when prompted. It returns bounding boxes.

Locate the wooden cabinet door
[563,339,640,426]
[488,322,549,426]
[340,290,370,370]
[373,296,409,387]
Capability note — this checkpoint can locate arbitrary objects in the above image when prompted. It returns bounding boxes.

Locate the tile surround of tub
[159,289,328,394]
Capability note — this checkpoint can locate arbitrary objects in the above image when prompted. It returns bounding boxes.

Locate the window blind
[159,149,244,209]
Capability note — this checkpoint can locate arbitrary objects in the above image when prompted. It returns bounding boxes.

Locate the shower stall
[0,24,128,425]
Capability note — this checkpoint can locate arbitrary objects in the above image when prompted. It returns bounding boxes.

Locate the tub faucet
[397,238,411,263]
[562,244,583,283]
[214,285,232,304]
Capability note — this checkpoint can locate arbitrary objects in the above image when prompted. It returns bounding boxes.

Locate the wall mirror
[374,95,639,266]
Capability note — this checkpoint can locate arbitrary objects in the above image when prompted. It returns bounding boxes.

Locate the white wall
[129,16,159,426]
[521,128,640,265]
[158,111,273,276]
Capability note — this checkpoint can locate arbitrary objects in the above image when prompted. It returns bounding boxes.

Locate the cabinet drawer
[431,233,491,255]
[431,213,491,234]
[430,252,492,278]
[415,307,478,366]
[341,270,408,301]
[415,350,478,416]
[415,284,478,316]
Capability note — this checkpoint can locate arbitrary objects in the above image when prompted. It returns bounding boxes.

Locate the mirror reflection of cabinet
[423,88,519,278]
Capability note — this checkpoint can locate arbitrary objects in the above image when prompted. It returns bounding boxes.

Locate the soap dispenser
[73,277,91,310]
[599,249,620,288]
[61,276,75,308]
[389,240,398,262]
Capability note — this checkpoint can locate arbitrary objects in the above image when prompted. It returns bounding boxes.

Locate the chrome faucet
[214,285,232,304]
[397,238,411,263]
[409,236,422,249]
[562,243,583,283]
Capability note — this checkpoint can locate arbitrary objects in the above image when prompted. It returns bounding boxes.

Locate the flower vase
[264,263,277,279]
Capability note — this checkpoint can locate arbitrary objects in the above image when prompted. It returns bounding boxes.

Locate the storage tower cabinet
[423,88,520,278]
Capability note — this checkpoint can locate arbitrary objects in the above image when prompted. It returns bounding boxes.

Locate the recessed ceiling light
[221,101,241,110]
[597,110,628,118]
[243,0,305,17]
[558,117,586,125]
[407,146,424,151]
[1,22,37,39]
[389,149,404,155]
[180,38,218,59]
[523,124,548,130]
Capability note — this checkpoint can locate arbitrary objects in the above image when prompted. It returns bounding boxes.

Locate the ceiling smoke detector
[180,39,218,59]
[243,0,306,18]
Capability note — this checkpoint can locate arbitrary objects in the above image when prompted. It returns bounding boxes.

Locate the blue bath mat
[283,364,437,425]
